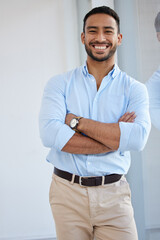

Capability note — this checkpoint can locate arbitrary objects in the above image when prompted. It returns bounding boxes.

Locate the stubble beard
[84,43,117,62]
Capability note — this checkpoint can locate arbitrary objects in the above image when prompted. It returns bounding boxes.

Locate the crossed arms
[39,77,151,154]
[62,112,136,154]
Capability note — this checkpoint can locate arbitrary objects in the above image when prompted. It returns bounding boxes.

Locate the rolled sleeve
[118,122,134,152]
[39,75,75,151]
[118,121,150,152]
[118,81,151,152]
[54,124,75,151]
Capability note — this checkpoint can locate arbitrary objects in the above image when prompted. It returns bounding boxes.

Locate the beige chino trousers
[49,174,138,240]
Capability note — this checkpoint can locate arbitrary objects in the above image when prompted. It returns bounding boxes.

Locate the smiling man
[39,6,151,240]
[82,13,121,63]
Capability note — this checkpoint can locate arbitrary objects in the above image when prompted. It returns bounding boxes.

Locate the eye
[105,31,113,34]
[89,30,96,33]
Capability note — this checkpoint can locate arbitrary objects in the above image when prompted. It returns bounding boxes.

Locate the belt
[54,167,122,187]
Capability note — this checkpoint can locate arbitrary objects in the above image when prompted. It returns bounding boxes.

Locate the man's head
[154,12,160,41]
[83,6,120,34]
[81,6,122,62]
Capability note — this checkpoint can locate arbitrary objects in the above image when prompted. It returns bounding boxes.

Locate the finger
[128,112,136,118]
[124,112,135,121]
[118,112,130,122]
[119,112,136,122]
[127,114,136,122]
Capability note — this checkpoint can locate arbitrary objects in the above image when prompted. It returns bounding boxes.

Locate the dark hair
[83,6,120,33]
[154,12,160,32]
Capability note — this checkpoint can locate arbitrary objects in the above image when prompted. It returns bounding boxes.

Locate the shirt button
[87,162,91,165]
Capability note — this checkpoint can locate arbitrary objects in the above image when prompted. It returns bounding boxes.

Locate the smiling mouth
[91,44,110,50]
[94,45,107,49]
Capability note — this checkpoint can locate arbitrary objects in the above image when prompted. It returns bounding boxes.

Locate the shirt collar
[82,61,89,76]
[82,61,120,79]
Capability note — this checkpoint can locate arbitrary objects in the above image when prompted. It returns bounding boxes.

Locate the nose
[96,31,106,42]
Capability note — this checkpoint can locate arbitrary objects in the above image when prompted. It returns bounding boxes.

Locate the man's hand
[118,112,136,123]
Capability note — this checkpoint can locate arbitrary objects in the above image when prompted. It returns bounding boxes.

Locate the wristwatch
[69,116,83,132]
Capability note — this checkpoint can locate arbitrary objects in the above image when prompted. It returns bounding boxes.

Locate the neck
[86,56,115,89]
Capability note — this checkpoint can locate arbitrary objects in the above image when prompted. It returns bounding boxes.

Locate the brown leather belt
[54,167,122,187]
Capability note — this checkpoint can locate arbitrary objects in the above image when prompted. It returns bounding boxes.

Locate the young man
[39,6,151,240]
[146,12,160,130]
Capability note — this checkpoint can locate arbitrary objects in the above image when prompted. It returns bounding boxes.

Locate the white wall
[0,0,79,239]
[91,0,114,9]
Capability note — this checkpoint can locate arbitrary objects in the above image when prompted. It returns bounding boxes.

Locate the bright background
[0,0,160,240]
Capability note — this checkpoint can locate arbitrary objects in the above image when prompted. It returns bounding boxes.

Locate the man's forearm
[62,132,113,154]
[64,112,136,153]
[77,118,120,150]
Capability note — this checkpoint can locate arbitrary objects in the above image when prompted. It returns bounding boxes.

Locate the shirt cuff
[54,124,75,151]
[118,122,134,152]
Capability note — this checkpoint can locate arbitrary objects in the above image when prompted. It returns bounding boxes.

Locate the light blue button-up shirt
[39,63,151,176]
[146,67,160,130]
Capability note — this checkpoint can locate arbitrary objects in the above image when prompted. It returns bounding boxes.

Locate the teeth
[94,46,106,49]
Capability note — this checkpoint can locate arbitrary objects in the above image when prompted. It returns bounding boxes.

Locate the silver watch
[69,117,83,131]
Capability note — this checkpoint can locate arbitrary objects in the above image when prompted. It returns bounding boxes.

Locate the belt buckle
[79,176,88,187]
[79,176,105,187]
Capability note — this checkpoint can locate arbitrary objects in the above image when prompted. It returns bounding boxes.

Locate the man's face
[81,13,122,62]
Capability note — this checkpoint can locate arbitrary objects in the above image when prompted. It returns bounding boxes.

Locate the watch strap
[75,116,83,121]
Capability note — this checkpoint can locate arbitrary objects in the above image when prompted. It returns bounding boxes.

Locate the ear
[81,32,85,44]
[117,33,123,46]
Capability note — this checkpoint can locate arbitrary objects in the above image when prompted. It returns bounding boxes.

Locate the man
[39,6,151,240]
[146,12,160,130]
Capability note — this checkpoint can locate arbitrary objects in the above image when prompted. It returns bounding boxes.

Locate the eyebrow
[87,26,115,30]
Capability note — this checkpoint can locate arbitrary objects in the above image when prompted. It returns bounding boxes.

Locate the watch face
[70,118,78,128]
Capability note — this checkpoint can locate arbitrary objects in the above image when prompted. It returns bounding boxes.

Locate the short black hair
[83,6,120,33]
[154,12,160,32]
